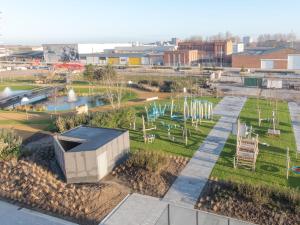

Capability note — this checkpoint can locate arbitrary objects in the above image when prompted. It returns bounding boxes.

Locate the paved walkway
[0,200,77,225]
[288,102,300,154]
[100,193,255,225]
[163,96,247,208]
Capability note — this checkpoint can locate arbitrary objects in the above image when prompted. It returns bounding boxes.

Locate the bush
[126,151,169,173]
[0,129,22,160]
[229,180,300,208]
[55,108,136,132]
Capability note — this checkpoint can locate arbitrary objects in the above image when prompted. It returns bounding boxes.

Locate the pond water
[40,95,105,111]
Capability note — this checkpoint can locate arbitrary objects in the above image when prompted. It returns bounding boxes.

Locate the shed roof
[59,126,125,152]
[234,47,296,56]
[80,53,146,58]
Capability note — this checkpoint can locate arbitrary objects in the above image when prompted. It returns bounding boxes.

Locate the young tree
[83,64,95,94]
[94,65,124,109]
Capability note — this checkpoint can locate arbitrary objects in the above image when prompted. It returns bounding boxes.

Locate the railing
[0,85,65,108]
[155,204,254,225]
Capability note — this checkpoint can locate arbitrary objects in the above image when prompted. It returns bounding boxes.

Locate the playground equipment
[234,120,259,171]
[142,115,156,143]
[130,115,136,130]
[258,109,269,127]
[145,102,167,123]
[286,147,300,179]
[171,97,213,122]
[268,109,280,136]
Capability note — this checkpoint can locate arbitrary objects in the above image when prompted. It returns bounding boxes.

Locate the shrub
[0,129,22,160]
[55,116,67,133]
[55,108,136,132]
[126,151,169,173]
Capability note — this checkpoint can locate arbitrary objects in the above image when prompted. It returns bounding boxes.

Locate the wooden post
[142,115,146,143]
[133,116,136,130]
[171,99,174,118]
[286,147,290,180]
[258,109,261,127]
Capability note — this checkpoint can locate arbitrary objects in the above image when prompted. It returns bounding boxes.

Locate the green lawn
[211,98,300,190]
[0,84,36,91]
[130,97,220,158]
[70,86,138,102]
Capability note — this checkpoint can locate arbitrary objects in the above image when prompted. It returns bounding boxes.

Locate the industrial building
[79,53,160,65]
[42,43,133,63]
[232,47,300,70]
[232,43,244,54]
[171,40,233,66]
[163,49,198,66]
[53,126,130,183]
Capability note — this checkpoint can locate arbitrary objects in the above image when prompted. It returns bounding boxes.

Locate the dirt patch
[0,146,128,225]
[196,179,300,225]
[0,111,49,121]
[110,154,188,198]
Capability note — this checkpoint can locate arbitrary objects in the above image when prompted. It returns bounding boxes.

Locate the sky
[1,0,300,45]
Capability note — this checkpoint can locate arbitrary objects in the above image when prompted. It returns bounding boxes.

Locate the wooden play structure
[142,115,156,143]
[267,109,280,136]
[234,120,259,171]
[257,109,268,127]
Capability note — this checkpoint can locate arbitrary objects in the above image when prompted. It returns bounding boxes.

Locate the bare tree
[94,65,124,109]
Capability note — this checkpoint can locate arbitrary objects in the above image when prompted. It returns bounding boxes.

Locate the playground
[130,96,220,157]
[211,98,300,189]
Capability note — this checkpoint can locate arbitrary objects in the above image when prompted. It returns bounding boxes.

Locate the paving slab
[100,193,256,225]
[288,102,300,153]
[163,96,247,208]
[0,200,77,225]
[100,194,168,225]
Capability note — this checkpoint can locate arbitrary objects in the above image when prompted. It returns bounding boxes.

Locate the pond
[39,95,105,112]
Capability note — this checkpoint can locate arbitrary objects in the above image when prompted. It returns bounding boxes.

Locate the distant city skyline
[1,0,300,45]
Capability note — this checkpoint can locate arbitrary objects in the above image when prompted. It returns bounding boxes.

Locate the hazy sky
[1,0,300,44]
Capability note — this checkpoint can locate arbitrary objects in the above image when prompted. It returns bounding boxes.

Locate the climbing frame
[234,120,259,171]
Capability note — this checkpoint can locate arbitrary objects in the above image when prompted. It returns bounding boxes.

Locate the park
[0,65,299,225]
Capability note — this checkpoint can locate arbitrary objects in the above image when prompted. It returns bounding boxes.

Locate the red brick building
[232,47,297,69]
[163,50,198,66]
[166,40,233,66]
[178,40,233,57]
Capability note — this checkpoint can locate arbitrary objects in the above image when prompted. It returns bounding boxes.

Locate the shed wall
[53,136,66,176]
[64,150,98,183]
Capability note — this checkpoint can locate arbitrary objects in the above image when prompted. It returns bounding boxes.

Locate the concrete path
[100,193,255,225]
[0,200,77,225]
[163,96,247,208]
[288,102,300,154]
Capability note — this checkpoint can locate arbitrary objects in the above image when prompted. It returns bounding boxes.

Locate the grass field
[0,110,54,131]
[130,97,220,158]
[0,84,37,91]
[70,86,138,102]
[211,98,300,189]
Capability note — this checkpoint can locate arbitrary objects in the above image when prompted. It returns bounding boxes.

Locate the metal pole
[167,204,170,225]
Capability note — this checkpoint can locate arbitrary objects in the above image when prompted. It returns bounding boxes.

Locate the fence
[155,204,254,225]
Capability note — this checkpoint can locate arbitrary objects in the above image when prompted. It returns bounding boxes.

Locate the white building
[232,43,244,53]
[42,43,133,63]
[77,43,132,54]
[243,36,253,46]
[288,54,300,70]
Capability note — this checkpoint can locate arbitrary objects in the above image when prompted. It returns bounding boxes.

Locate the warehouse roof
[80,53,146,58]
[234,47,296,56]
[59,126,125,152]
[9,50,43,58]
